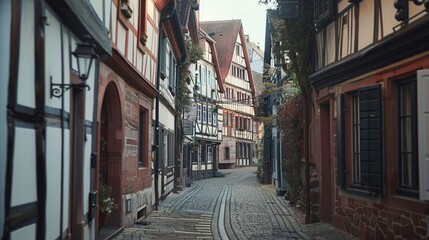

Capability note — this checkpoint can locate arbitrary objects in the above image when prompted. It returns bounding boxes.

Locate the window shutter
[359,85,383,193]
[159,128,165,168]
[337,94,346,188]
[418,70,429,200]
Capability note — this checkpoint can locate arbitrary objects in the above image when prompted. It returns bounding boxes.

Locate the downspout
[154,13,163,211]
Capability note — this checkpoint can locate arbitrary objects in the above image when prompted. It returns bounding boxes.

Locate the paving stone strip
[113,167,357,240]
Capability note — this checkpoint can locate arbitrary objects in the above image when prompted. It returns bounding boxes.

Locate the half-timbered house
[308,1,429,238]
[154,0,186,201]
[186,29,225,180]
[1,0,111,239]
[201,20,257,169]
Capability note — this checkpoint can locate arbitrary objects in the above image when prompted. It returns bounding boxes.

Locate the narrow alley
[113,167,356,240]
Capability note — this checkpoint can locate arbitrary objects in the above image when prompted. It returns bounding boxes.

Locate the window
[203,106,207,123]
[201,66,207,85]
[192,149,197,163]
[168,52,176,93]
[201,145,206,163]
[197,104,201,122]
[168,131,174,166]
[208,107,213,124]
[338,85,383,193]
[226,112,232,127]
[213,112,217,125]
[165,49,170,80]
[225,147,230,160]
[398,79,418,193]
[208,146,213,163]
[208,43,212,61]
[247,144,251,160]
[314,0,335,27]
[208,70,212,90]
[236,44,240,56]
[138,108,148,168]
[198,65,202,85]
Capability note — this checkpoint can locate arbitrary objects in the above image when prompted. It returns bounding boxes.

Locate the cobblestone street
[113,167,357,240]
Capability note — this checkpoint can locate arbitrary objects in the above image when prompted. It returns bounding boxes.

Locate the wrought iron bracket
[50,76,90,98]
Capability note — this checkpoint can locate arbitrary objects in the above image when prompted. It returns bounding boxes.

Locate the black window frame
[338,85,383,194]
[397,78,419,196]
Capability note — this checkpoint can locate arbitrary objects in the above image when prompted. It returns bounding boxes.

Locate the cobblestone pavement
[113,167,357,240]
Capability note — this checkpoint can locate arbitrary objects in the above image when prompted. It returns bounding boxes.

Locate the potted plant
[98,181,117,230]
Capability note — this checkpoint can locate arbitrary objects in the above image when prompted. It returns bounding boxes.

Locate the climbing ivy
[261,0,315,217]
[178,40,203,114]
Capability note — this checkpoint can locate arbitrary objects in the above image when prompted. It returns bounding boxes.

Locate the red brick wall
[99,63,153,195]
[334,187,429,239]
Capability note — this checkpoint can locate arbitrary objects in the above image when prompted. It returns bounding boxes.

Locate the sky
[199,0,272,50]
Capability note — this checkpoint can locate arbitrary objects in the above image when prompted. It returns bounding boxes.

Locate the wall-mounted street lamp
[50,40,98,98]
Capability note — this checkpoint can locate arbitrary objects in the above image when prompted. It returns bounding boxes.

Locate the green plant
[99,182,117,214]
[278,93,304,207]
[178,40,203,113]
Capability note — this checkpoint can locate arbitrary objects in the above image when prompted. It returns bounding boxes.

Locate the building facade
[186,29,225,180]
[201,20,257,169]
[96,0,172,235]
[1,0,111,239]
[308,1,429,239]
[153,0,186,204]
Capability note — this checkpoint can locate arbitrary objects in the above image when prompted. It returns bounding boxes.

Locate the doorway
[98,82,123,236]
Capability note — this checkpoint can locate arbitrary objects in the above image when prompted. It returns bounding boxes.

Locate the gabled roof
[200,20,255,96]
[176,0,199,43]
[199,29,225,93]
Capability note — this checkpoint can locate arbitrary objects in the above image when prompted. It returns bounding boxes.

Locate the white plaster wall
[127,30,134,63]
[117,23,127,55]
[159,103,175,130]
[12,127,37,206]
[10,224,36,240]
[17,0,35,109]
[0,0,11,235]
[358,0,375,50]
[45,127,70,240]
[111,4,117,45]
[44,7,70,110]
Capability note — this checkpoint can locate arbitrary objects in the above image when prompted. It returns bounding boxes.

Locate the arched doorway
[98,82,123,235]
